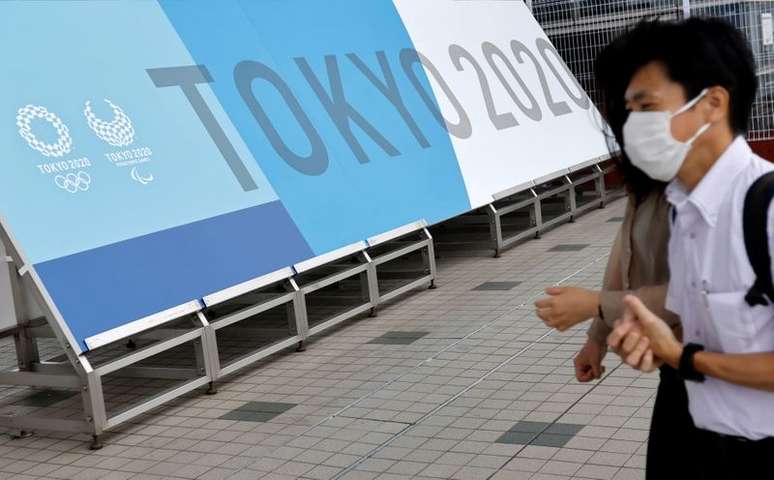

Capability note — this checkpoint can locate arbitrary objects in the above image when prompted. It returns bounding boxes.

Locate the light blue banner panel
[0,1,313,349]
[159,0,473,255]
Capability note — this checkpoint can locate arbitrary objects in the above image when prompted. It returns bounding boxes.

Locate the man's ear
[705,86,730,124]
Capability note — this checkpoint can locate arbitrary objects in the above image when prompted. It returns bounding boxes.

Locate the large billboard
[0,0,608,350]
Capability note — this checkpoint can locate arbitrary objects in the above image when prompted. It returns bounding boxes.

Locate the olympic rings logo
[54,171,91,193]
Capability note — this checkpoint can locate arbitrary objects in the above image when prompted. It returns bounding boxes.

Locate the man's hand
[535,287,600,332]
[575,337,607,382]
[608,317,662,372]
[623,295,682,367]
[608,295,680,371]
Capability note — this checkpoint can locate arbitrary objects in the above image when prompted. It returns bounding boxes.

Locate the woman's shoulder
[622,189,670,233]
[634,189,670,214]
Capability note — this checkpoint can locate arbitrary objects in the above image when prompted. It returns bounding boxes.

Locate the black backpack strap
[743,171,774,307]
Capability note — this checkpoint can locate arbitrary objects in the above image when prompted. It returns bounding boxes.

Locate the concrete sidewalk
[0,197,653,480]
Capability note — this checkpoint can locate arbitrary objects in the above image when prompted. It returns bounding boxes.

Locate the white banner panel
[394,0,610,207]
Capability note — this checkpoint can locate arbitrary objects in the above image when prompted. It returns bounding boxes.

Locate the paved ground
[0,197,657,480]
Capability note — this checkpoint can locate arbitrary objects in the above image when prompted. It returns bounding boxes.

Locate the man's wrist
[665,341,683,368]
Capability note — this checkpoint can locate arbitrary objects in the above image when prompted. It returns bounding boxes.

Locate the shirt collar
[666,136,752,226]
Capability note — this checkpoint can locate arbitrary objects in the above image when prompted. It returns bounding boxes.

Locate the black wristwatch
[678,343,705,382]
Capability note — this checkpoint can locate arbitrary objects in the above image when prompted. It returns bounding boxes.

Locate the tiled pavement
[0,198,657,480]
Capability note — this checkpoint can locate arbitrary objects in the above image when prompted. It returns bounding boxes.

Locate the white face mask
[622,88,711,182]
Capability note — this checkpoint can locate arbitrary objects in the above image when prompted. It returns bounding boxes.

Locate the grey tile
[548,244,589,252]
[507,421,551,433]
[530,433,573,448]
[577,464,620,479]
[380,331,430,338]
[472,281,522,291]
[544,423,584,436]
[607,216,625,222]
[237,401,296,414]
[495,431,537,445]
[367,331,429,345]
[371,337,414,345]
[219,401,297,422]
[219,410,277,423]
[15,390,76,407]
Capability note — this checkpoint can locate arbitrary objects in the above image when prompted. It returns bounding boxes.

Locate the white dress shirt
[666,136,774,440]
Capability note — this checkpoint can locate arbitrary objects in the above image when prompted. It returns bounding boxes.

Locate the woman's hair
[594,17,757,201]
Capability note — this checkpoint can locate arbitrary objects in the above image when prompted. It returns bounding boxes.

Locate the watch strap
[678,343,705,382]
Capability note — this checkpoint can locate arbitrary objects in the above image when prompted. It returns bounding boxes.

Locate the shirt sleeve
[599,284,679,328]
[590,284,680,343]
[587,226,623,343]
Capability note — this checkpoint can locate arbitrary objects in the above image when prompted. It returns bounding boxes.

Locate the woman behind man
[534,24,694,479]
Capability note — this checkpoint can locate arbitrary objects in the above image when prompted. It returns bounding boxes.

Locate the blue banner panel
[0,1,313,349]
[36,202,311,350]
[159,0,472,255]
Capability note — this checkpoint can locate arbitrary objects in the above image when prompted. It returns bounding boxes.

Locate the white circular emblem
[16,105,73,157]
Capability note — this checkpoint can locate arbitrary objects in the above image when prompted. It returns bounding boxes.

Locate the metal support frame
[205,283,304,380]
[487,159,623,257]
[366,226,436,317]
[0,216,438,447]
[294,243,376,338]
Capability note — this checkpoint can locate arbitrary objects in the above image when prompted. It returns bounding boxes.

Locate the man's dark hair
[594,17,758,200]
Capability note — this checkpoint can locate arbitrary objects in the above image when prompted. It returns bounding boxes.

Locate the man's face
[624,61,709,144]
